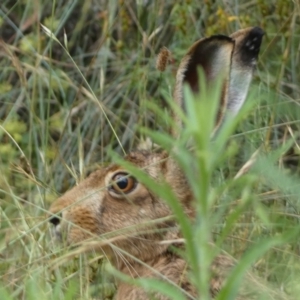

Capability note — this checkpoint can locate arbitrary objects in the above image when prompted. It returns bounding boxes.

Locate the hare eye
[110,172,136,194]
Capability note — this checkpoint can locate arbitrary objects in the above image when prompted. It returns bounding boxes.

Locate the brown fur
[49,28,270,299]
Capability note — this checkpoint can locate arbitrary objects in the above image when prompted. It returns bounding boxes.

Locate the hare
[49,27,269,299]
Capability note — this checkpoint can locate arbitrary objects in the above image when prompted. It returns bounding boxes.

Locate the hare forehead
[49,150,168,221]
[125,151,168,177]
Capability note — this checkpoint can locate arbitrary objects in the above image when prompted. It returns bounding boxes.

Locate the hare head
[49,27,264,298]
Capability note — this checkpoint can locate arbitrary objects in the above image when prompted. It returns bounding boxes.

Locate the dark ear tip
[247,27,264,46]
[240,27,264,62]
[250,27,265,38]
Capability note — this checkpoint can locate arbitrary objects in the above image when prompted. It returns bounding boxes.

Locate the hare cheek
[139,209,146,216]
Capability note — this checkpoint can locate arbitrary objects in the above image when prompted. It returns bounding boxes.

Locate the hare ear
[227,27,264,114]
[173,35,235,137]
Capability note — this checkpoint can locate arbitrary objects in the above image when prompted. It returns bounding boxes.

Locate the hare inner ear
[174,35,235,134]
[227,27,264,114]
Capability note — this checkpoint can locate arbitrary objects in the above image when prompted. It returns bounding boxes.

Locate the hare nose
[49,215,61,226]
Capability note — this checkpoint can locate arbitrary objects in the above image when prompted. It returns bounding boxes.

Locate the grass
[0,0,300,299]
